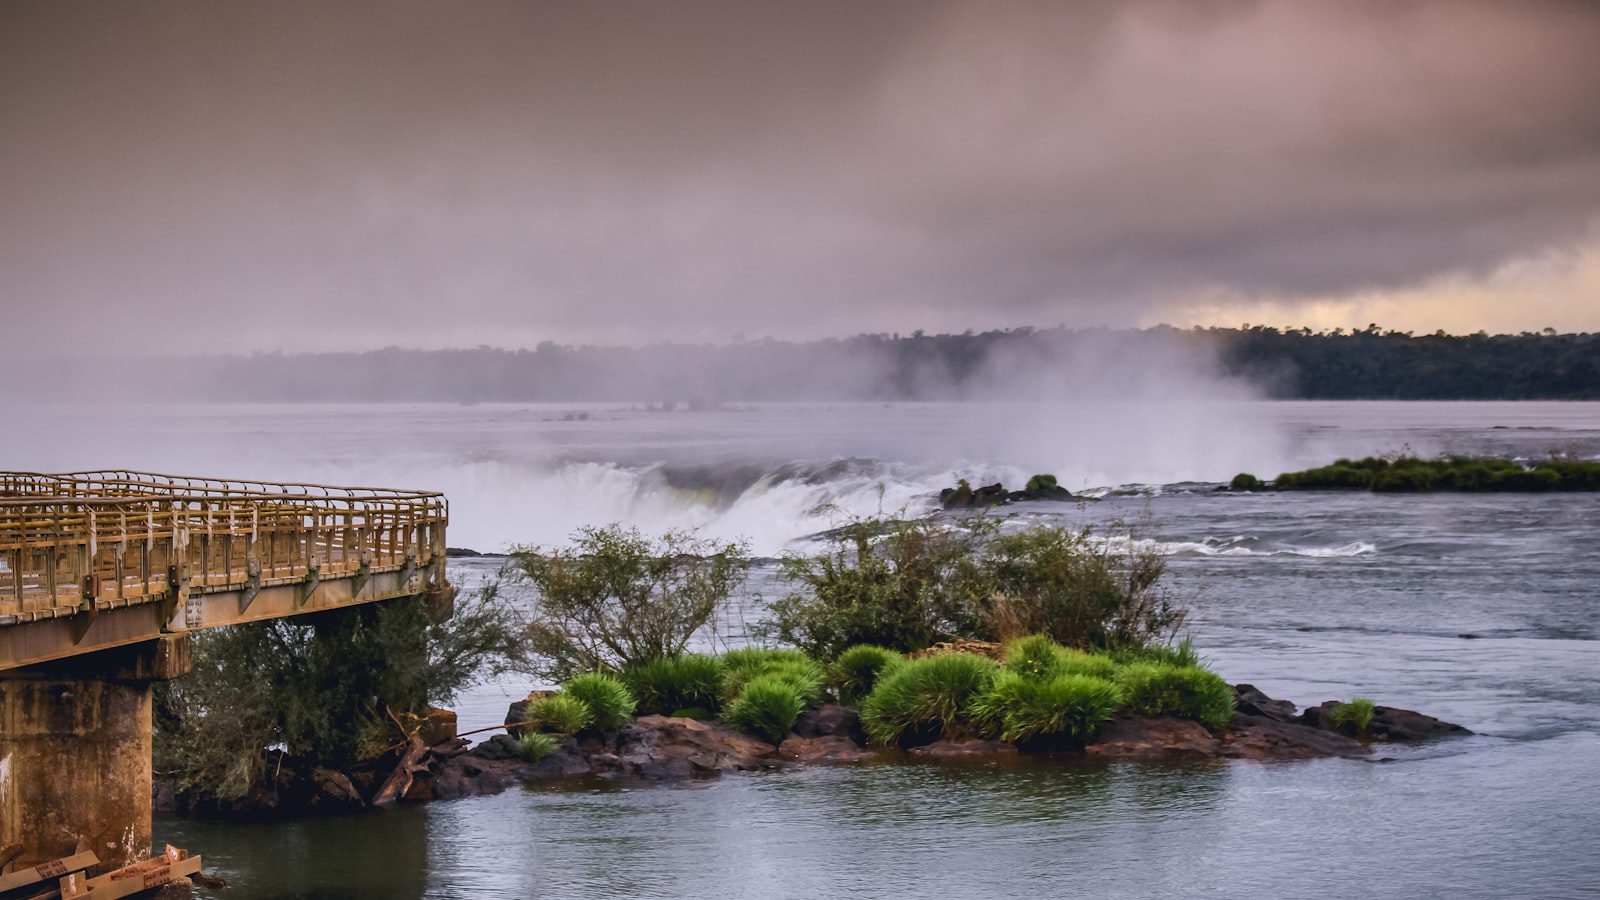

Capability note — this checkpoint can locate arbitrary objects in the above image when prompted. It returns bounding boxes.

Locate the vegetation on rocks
[764,515,1184,659]
[1115,663,1236,730]
[154,584,526,806]
[504,525,751,681]
[623,654,727,717]
[723,675,808,744]
[860,653,998,746]
[560,673,636,732]
[970,670,1123,744]
[1233,455,1600,493]
[829,644,903,706]
[1329,697,1377,737]
[518,732,561,763]
[524,695,593,736]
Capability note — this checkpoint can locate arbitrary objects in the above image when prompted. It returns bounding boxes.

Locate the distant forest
[117,326,1600,402]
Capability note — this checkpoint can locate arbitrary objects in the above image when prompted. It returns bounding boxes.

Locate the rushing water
[24,400,1590,898]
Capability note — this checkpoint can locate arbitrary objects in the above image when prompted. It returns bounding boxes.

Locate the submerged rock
[779,734,876,763]
[909,738,1019,758]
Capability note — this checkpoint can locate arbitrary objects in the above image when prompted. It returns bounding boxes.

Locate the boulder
[908,738,1018,758]
[602,715,778,781]
[1085,715,1224,759]
[778,734,876,763]
[794,704,864,743]
[1233,684,1298,722]
[1222,712,1369,760]
[1302,701,1471,742]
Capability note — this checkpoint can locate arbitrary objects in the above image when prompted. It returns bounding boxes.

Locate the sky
[2,0,1598,353]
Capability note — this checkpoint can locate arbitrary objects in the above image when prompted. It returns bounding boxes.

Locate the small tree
[761,516,996,659]
[505,525,750,681]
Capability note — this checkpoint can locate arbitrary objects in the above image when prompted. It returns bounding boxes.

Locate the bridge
[0,471,449,877]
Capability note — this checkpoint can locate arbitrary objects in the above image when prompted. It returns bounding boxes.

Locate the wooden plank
[58,850,201,899]
[0,851,98,893]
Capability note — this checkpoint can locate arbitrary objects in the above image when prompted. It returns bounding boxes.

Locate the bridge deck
[0,471,448,671]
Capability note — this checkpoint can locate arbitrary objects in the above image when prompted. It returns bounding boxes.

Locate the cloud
[1149,227,1600,334]
[1,0,1598,352]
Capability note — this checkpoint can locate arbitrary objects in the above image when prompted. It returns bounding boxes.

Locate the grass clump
[623,654,727,716]
[1229,472,1263,490]
[1115,663,1235,730]
[859,653,997,746]
[1108,638,1201,670]
[830,644,903,706]
[1002,634,1116,682]
[519,732,561,763]
[970,670,1123,744]
[1329,697,1377,736]
[524,694,593,736]
[720,649,825,706]
[723,674,808,744]
[561,672,636,732]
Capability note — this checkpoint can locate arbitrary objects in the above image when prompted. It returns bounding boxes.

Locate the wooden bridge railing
[0,471,447,626]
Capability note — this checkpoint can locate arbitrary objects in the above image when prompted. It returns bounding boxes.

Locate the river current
[18,401,1592,898]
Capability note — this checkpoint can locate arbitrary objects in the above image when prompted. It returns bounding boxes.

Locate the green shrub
[722,653,825,707]
[859,653,997,746]
[623,654,727,716]
[1024,473,1059,493]
[1329,697,1377,736]
[519,731,561,763]
[723,674,807,744]
[525,694,593,736]
[970,670,1123,743]
[1115,663,1235,730]
[1002,635,1117,682]
[982,525,1184,651]
[1108,638,1200,670]
[562,672,636,731]
[831,644,903,706]
[503,525,751,681]
[762,516,995,658]
[1229,473,1262,490]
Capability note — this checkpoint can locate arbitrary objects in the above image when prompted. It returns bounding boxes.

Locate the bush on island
[525,694,593,736]
[723,674,808,744]
[1229,473,1262,490]
[1002,634,1117,682]
[1115,663,1235,730]
[503,525,751,682]
[970,670,1123,744]
[519,731,561,763]
[860,653,997,746]
[720,648,825,707]
[831,644,903,706]
[561,672,636,732]
[1329,697,1377,736]
[623,654,727,717]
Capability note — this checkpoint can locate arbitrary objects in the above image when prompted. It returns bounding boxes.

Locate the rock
[778,734,876,763]
[794,704,864,742]
[421,707,457,745]
[908,738,1018,758]
[310,767,365,808]
[1086,715,1224,759]
[1302,701,1471,742]
[1222,713,1369,760]
[601,715,778,781]
[971,483,1009,507]
[1233,684,1298,722]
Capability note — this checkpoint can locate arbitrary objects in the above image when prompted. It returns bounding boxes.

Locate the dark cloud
[2,0,1598,351]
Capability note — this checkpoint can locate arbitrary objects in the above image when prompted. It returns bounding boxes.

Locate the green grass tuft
[969,670,1123,743]
[1114,662,1235,730]
[623,654,727,716]
[723,674,807,744]
[830,644,903,706]
[524,694,593,736]
[518,731,561,763]
[720,650,825,706]
[1002,634,1117,681]
[561,672,636,732]
[1329,697,1377,735]
[859,653,997,746]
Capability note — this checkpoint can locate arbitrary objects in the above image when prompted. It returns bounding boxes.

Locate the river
[16,400,1595,898]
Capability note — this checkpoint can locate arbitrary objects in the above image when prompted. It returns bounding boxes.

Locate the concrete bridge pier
[0,635,191,876]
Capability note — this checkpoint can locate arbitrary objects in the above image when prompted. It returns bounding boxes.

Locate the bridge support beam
[0,635,190,876]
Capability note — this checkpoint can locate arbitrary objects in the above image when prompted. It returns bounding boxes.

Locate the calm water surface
[97,401,1596,897]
